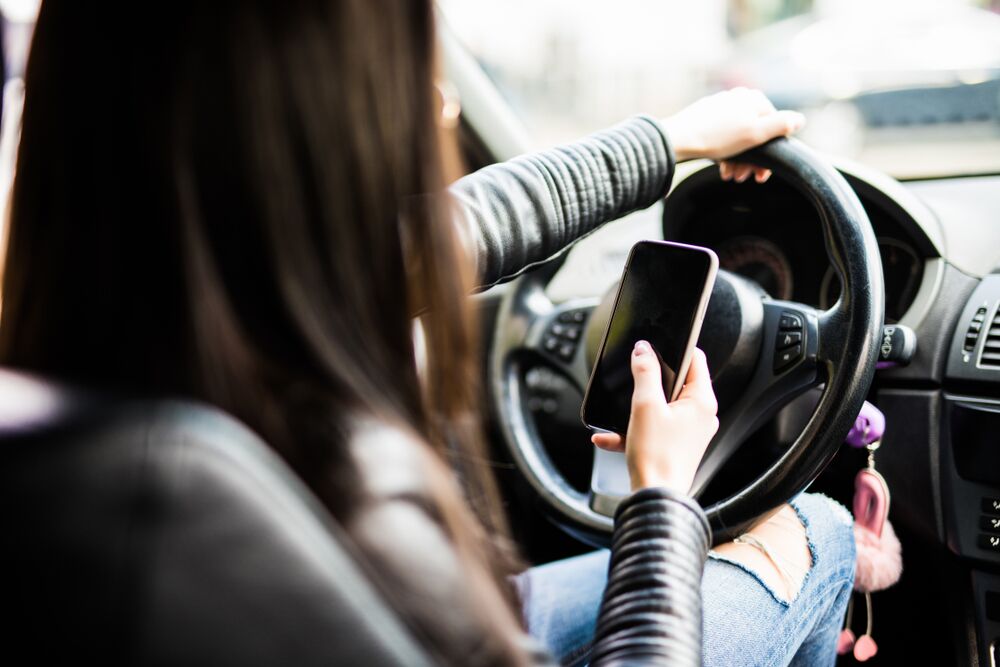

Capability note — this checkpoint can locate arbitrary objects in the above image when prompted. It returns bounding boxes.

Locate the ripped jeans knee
[708,493,855,607]
[710,503,813,603]
[701,493,856,666]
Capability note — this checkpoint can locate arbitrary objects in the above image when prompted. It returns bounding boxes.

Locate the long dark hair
[0,1,525,662]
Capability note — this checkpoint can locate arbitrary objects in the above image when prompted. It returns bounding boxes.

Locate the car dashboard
[525,162,1000,663]
[661,172,929,324]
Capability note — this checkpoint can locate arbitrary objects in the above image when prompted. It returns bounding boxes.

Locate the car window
[0,1,38,242]
[439,0,1000,179]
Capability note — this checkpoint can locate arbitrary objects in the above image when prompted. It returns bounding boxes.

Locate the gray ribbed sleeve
[450,115,676,290]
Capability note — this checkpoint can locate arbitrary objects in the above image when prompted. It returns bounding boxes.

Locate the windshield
[439,0,1000,179]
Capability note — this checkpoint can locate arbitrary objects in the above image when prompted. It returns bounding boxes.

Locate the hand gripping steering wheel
[489,137,884,544]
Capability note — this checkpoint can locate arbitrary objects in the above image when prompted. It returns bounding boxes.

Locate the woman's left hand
[661,88,806,184]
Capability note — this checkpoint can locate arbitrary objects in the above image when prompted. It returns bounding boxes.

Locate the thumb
[753,110,806,142]
[630,340,667,411]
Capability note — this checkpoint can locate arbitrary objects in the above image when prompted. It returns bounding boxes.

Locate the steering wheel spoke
[691,301,823,496]
[518,300,600,393]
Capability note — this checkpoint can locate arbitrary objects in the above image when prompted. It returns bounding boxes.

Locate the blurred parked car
[718,1,1000,176]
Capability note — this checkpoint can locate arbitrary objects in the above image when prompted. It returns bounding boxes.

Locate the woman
[0,1,854,665]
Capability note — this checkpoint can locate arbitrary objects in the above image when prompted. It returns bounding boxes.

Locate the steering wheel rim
[490,137,884,544]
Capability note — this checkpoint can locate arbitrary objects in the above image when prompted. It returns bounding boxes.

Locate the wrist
[630,466,692,495]
[659,115,701,163]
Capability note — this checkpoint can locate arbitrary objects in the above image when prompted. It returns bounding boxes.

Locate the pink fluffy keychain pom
[853,519,902,593]
[851,468,903,593]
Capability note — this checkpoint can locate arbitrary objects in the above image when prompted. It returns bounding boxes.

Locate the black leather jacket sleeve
[590,488,711,667]
[450,115,676,290]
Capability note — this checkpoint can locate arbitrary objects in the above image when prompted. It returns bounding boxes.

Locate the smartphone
[581,240,718,435]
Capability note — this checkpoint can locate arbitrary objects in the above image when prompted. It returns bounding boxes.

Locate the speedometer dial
[717,237,794,300]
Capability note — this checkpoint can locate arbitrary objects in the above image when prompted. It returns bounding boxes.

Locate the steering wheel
[489,137,885,544]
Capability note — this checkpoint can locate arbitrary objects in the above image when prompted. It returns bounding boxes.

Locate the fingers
[590,341,669,454]
[677,348,718,413]
[746,88,777,114]
[717,95,802,182]
[720,161,771,184]
[591,432,625,452]
[732,163,754,183]
[630,340,666,412]
[753,109,806,143]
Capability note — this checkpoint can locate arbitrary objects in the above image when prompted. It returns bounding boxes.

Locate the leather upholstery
[0,369,432,666]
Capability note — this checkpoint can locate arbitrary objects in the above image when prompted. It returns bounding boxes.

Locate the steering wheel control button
[549,322,582,341]
[777,331,802,349]
[979,534,1000,553]
[779,312,803,331]
[985,498,1000,515]
[981,516,1000,532]
[773,344,803,373]
[773,312,806,373]
[545,311,589,362]
[558,309,588,324]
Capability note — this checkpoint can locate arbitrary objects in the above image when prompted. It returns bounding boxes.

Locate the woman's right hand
[591,341,719,495]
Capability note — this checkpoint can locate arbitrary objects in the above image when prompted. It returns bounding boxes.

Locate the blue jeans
[517,493,856,667]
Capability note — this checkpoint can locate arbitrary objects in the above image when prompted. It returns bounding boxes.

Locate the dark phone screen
[582,241,715,435]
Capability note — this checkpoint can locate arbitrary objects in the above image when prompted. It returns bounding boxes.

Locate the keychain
[838,402,903,662]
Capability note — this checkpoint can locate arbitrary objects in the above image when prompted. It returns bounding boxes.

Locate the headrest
[0,367,431,666]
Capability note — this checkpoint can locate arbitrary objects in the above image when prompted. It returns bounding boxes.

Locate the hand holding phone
[591,343,719,493]
[582,240,720,494]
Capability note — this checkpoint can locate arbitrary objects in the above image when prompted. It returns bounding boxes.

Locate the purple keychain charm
[845,401,886,449]
[837,400,903,662]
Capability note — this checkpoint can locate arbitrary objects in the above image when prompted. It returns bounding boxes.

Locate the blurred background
[0,0,998,181]
[439,0,1000,178]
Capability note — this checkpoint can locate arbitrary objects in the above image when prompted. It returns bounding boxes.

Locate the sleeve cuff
[633,114,677,200]
[615,486,711,545]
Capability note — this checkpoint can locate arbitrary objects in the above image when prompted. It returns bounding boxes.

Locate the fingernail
[634,340,651,356]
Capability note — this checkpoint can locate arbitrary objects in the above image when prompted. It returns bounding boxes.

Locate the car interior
[2,1,1000,665]
[441,8,1000,666]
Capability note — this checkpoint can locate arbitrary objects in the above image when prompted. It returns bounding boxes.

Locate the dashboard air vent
[964,307,988,353]
[981,310,1000,368]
